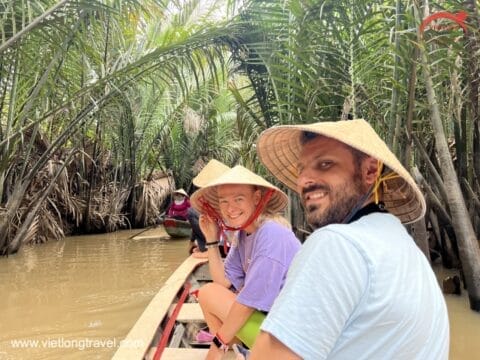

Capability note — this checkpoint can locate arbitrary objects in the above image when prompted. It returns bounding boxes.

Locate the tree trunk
[465,0,480,181]
[428,211,458,268]
[403,46,419,164]
[387,0,403,152]
[413,167,459,266]
[413,135,449,205]
[420,48,480,311]
[408,219,431,263]
[0,182,29,254]
[462,178,480,222]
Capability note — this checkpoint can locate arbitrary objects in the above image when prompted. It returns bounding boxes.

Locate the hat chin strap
[342,161,400,224]
[199,189,275,232]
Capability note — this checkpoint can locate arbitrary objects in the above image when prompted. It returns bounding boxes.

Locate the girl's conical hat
[190,165,288,215]
[192,159,230,188]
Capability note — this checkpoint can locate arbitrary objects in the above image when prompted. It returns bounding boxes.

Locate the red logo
[420,11,468,35]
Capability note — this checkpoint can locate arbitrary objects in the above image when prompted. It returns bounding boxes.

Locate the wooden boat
[112,256,238,359]
[163,218,192,238]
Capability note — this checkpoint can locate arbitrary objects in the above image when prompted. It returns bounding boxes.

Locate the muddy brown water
[0,230,478,359]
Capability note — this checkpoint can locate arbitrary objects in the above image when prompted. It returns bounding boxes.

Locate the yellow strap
[372,160,400,204]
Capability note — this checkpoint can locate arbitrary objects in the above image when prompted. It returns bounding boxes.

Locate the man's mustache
[301,184,330,199]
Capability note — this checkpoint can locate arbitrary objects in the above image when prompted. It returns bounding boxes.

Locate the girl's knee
[197,282,219,303]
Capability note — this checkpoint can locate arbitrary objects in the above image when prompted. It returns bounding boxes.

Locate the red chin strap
[199,188,275,233]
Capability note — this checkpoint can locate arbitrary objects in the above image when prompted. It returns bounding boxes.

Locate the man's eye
[318,161,332,169]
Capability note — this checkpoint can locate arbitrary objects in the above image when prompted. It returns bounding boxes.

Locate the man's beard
[303,175,367,229]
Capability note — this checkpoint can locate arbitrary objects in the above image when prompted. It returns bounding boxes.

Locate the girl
[190,165,301,359]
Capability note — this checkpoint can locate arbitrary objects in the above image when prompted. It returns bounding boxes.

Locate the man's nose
[297,167,316,191]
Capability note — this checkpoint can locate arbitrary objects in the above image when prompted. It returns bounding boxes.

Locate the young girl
[190,165,301,359]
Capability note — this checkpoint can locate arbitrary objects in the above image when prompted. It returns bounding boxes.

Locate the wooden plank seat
[170,302,205,323]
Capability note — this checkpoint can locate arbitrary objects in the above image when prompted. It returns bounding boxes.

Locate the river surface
[0,229,188,359]
[0,230,479,359]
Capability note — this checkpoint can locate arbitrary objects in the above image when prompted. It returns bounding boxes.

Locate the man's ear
[363,157,380,186]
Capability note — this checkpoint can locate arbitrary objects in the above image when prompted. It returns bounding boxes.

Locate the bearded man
[250,119,449,360]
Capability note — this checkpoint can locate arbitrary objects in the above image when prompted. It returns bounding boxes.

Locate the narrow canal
[0,228,187,359]
[0,229,479,359]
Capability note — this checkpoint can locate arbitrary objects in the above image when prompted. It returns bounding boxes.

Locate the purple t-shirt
[224,220,301,312]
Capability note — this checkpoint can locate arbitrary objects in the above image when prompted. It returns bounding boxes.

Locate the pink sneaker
[195,329,214,343]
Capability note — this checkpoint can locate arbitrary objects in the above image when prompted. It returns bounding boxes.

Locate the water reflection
[0,229,189,359]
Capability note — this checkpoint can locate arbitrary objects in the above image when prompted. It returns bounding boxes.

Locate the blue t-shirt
[261,213,449,359]
[224,220,301,312]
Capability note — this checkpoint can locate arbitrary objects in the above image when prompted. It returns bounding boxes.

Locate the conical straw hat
[192,159,230,187]
[190,165,288,215]
[173,188,189,198]
[256,119,426,224]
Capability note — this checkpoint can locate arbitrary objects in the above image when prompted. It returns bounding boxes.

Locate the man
[251,119,449,359]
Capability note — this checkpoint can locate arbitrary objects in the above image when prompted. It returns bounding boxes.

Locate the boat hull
[112,256,241,359]
[163,218,192,238]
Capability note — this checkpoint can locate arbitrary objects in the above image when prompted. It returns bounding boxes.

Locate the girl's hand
[199,214,220,241]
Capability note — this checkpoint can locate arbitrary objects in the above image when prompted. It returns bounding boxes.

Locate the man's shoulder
[312,213,402,238]
[302,224,367,260]
[304,213,405,258]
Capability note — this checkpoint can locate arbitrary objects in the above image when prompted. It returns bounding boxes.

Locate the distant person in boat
[249,119,449,359]
[189,159,231,259]
[190,165,301,358]
[166,188,191,221]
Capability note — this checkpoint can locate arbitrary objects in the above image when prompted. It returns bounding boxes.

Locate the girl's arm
[218,301,255,341]
[199,214,231,287]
